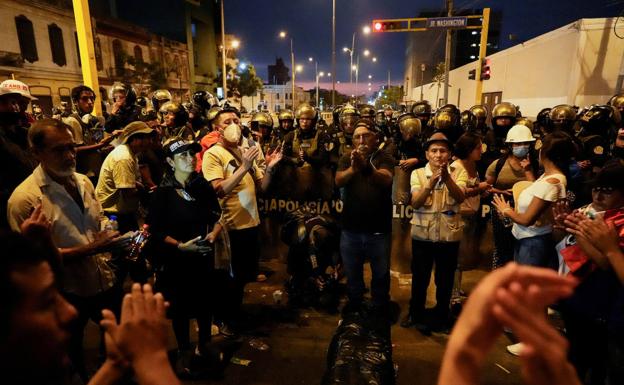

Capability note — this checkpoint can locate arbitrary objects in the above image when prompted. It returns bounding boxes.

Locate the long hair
[540,131,577,180]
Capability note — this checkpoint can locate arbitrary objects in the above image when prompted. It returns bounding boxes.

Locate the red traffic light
[374,22,383,31]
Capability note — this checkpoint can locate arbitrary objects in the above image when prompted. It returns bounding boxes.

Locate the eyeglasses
[592,186,615,194]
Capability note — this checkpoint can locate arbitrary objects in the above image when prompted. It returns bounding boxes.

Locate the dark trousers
[409,240,459,318]
[339,230,390,306]
[216,226,259,324]
[64,285,124,380]
[491,206,515,269]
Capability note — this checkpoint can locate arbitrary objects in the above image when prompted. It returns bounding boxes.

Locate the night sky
[224,0,623,97]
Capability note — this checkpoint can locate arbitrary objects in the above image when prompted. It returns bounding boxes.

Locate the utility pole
[474,8,490,104]
[220,0,227,100]
[420,63,426,101]
[291,38,296,109]
[350,33,355,85]
[332,0,336,106]
[443,0,453,105]
[72,0,102,116]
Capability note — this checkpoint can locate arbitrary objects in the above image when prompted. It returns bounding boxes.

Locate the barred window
[74,32,81,67]
[134,45,143,63]
[15,15,38,63]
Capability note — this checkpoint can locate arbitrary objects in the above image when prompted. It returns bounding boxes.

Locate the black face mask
[0,111,21,126]
[612,146,624,159]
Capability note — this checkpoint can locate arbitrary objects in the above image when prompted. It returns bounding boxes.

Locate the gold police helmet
[397,113,422,138]
[206,106,222,122]
[434,110,456,131]
[469,104,489,120]
[152,89,172,102]
[492,102,517,119]
[515,117,534,131]
[159,101,183,114]
[295,103,317,120]
[549,104,576,122]
[359,104,375,118]
[278,109,294,121]
[609,94,624,110]
[251,111,274,127]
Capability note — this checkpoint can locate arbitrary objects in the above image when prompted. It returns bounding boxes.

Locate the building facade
[0,0,191,115]
[241,83,310,113]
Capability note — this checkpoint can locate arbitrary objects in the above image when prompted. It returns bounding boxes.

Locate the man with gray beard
[7,118,129,380]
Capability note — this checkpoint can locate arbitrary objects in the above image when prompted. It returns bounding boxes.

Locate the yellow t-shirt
[95,144,140,214]
[202,144,264,230]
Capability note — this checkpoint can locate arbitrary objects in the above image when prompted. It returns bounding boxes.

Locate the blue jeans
[514,234,556,269]
[340,230,390,306]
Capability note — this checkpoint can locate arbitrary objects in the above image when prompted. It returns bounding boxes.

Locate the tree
[374,85,404,109]
[120,53,167,91]
[214,63,263,98]
[238,64,263,97]
[429,62,449,107]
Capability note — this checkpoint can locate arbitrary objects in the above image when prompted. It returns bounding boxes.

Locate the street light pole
[291,38,296,109]
[332,0,336,106]
[315,61,319,108]
[420,63,426,101]
[220,0,227,100]
[443,0,453,105]
[350,33,355,85]
[355,55,359,102]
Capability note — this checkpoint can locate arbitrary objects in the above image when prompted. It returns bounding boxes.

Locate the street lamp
[368,74,372,79]
[279,31,298,109]
[363,49,370,57]
[372,57,377,62]
[231,39,240,49]
[362,25,371,34]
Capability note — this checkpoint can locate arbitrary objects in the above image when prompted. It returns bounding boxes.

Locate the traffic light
[372,20,402,32]
[480,58,491,80]
[468,69,476,80]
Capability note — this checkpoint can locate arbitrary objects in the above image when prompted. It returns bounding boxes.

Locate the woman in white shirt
[493,131,576,268]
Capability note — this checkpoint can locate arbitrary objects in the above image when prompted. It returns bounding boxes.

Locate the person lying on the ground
[0,230,180,385]
[438,262,580,385]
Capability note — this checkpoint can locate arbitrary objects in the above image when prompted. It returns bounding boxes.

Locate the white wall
[407,18,624,118]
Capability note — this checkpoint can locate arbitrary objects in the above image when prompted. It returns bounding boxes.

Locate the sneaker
[506,342,525,356]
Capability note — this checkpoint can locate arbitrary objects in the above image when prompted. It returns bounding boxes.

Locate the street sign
[426,17,468,29]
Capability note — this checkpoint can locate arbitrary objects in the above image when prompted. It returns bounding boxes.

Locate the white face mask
[223,123,242,143]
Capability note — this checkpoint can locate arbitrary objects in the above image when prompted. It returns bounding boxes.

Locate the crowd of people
[1,76,624,385]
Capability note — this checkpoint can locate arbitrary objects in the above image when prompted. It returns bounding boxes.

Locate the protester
[202,110,282,336]
[402,131,467,334]
[96,121,154,232]
[0,230,181,385]
[486,124,537,268]
[335,120,394,312]
[146,138,222,375]
[6,118,129,380]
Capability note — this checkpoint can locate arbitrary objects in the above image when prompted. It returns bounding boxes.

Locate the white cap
[0,86,20,97]
[505,124,536,143]
[0,79,37,100]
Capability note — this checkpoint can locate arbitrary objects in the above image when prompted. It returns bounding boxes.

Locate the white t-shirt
[512,173,566,240]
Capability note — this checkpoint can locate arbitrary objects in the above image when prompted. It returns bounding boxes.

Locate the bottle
[105,215,119,231]
[128,224,150,262]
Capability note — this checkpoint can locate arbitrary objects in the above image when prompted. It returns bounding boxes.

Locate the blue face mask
[512,145,530,158]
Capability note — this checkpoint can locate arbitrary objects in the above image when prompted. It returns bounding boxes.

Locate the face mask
[223,123,241,143]
[512,145,530,158]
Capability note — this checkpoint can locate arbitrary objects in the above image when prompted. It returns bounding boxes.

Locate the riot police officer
[274,109,295,141]
[460,110,477,133]
[549,104,577,135]
[192,90,218,113]
[159,102,193,141]
[151,89,172,112]
[359,104,376,126]
[432,104,463,143]
[336,104,360,158]
[283,103,329,167]
[483,102,517,167]
[136,96,149,114]
[105,83,141,132]
[388,112,423,172]
[577,105,616,172]
[412,100,434,139]
[469,104,489,136]
[250,111,274,154]
[535,108,552,139]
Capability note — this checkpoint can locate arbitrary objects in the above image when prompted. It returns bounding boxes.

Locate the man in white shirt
[7,118,128,380]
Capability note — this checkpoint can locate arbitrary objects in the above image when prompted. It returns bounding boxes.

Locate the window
[15,15,38,63]
[112,39,124,76]
[94,38,103,70]
[74,32,81,67]
[276,93,279,100]
[133,45,143,62]
[48,24,66,66]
